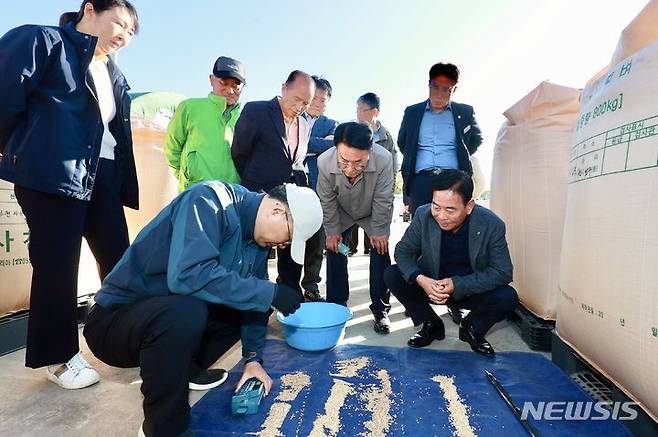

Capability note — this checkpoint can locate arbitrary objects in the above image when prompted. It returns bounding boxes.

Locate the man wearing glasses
[165,56,246,191]
[316,122,395,334]
[351,92,398,256]
[397,63,483,216]
[83,182,321,436]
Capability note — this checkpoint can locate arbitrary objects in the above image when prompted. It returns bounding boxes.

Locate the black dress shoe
[303,289,325,302]
[459,324,495,356]
[373,314,391,334]
[408,318,445,348]
[446,305,463,324]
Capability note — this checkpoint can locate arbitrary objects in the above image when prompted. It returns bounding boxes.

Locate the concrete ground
[0,203,544,437]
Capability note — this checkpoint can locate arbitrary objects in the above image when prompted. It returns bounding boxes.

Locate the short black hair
[267,185,289,205]
[285,70,312,86]
[311,75,333,98]
[429,62,459,83]
[430,169,473,205]
[357,92,380,110]
[333,121,373,150]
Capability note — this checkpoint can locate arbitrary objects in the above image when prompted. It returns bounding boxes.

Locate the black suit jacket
[231,97,307,192]
[397,100,482,195]
[394,204,512,300]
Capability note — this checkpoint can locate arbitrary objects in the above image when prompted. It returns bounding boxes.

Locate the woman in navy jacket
[0,0,139,389]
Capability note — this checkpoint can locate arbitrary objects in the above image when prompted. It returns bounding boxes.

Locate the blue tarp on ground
[190,340,630,436]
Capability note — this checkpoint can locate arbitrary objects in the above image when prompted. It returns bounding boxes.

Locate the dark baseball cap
[213,56,246,84]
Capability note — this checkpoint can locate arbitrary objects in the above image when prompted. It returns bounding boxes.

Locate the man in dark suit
[398,62,483,216]
[232,70,315,295]
[384,169,517,356]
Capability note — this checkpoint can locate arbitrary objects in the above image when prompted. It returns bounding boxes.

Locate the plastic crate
[509,304,555,351]
[552,332,658,437]
[0,310,29,356]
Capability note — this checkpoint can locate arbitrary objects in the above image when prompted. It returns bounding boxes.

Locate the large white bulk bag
[124,92,183,240]
[610,0,658,66]
[557,37,658,421]
[0,181,30,315]
[124,128,178,240]
[490,81,580,320]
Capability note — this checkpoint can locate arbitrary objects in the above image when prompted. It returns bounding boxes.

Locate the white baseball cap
[285,184,323,264]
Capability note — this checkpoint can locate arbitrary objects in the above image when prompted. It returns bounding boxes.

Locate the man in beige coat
[317,122,394,333]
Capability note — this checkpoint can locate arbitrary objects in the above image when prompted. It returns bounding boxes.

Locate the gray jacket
[373,121,398,174]
[317,144,394,237]
[394,204,513,300]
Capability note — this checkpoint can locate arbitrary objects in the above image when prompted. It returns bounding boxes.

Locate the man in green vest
[165,56,245,191]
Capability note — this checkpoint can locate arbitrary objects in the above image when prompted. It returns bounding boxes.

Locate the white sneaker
[46,352,100,389]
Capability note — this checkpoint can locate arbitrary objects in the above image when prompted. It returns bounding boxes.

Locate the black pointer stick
[485,370,541,437]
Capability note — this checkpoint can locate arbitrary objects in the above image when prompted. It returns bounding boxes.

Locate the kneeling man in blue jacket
[84,182,322,437]
[385,169,517,356]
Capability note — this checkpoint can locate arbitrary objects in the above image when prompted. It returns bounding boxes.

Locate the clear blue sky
[1,0,650,183]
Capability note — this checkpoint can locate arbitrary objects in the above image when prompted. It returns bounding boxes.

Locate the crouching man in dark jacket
[384,169,517,356]
[83,182,322,437]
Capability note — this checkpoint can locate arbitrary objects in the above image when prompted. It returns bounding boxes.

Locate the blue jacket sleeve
[0,26,53,151]
[166,187,276,311]
[240,310,270,363]
[307,119,338,154]
[240,245,271,363]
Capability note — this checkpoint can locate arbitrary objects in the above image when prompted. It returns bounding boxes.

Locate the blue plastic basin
[276,302,352,352]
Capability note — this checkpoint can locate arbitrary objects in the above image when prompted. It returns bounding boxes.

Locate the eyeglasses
[337,153,369,171]
[429,82,457,94]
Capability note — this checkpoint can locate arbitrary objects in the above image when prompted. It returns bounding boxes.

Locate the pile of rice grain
[308,379,354,437]
[277,371,311,401]
[254,371,311,437]
[432,375,477,437]
[359,369,393,437]
[330,356,370,378]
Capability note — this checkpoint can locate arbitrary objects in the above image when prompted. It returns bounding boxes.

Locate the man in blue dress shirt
[398,62,483,216]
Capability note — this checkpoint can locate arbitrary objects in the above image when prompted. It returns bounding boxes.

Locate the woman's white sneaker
[46,352,100,389]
